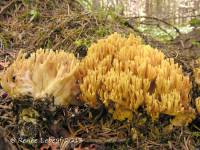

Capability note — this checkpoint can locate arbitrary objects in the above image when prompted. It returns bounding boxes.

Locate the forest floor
[0,0,200,150]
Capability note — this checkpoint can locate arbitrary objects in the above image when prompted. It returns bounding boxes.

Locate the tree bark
[145,0,150,16]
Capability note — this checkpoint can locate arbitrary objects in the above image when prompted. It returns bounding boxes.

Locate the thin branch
[156,24,174,40]
[84,137,128,144]
[126,16,181,35]
[0,104,12,110]
[123,20,147,40]
[0,0,18,16]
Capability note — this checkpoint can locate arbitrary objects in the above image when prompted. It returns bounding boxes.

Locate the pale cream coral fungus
[1,48,80,105]
[78,32,195,126]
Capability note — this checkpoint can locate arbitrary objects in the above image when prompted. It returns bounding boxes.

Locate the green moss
[44,38,53,48]
[74,39,90,47]
[29,9,40,22]
[190,18,200,27]
[95,26,111,37]
[0,34,9,49]
[192,40,200,48]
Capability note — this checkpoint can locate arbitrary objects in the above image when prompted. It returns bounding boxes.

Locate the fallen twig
[127,16,181,35]
[0,104,12,110]
[0,0,18,16]
[84,137,129,144]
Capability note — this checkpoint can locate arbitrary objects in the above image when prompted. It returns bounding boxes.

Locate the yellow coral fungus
[78,33,195,125]
[196,97,200,113]
[193,58,200,113]
[1,49,79,105]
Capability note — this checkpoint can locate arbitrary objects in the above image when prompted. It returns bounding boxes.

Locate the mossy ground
[0,0,200,149]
